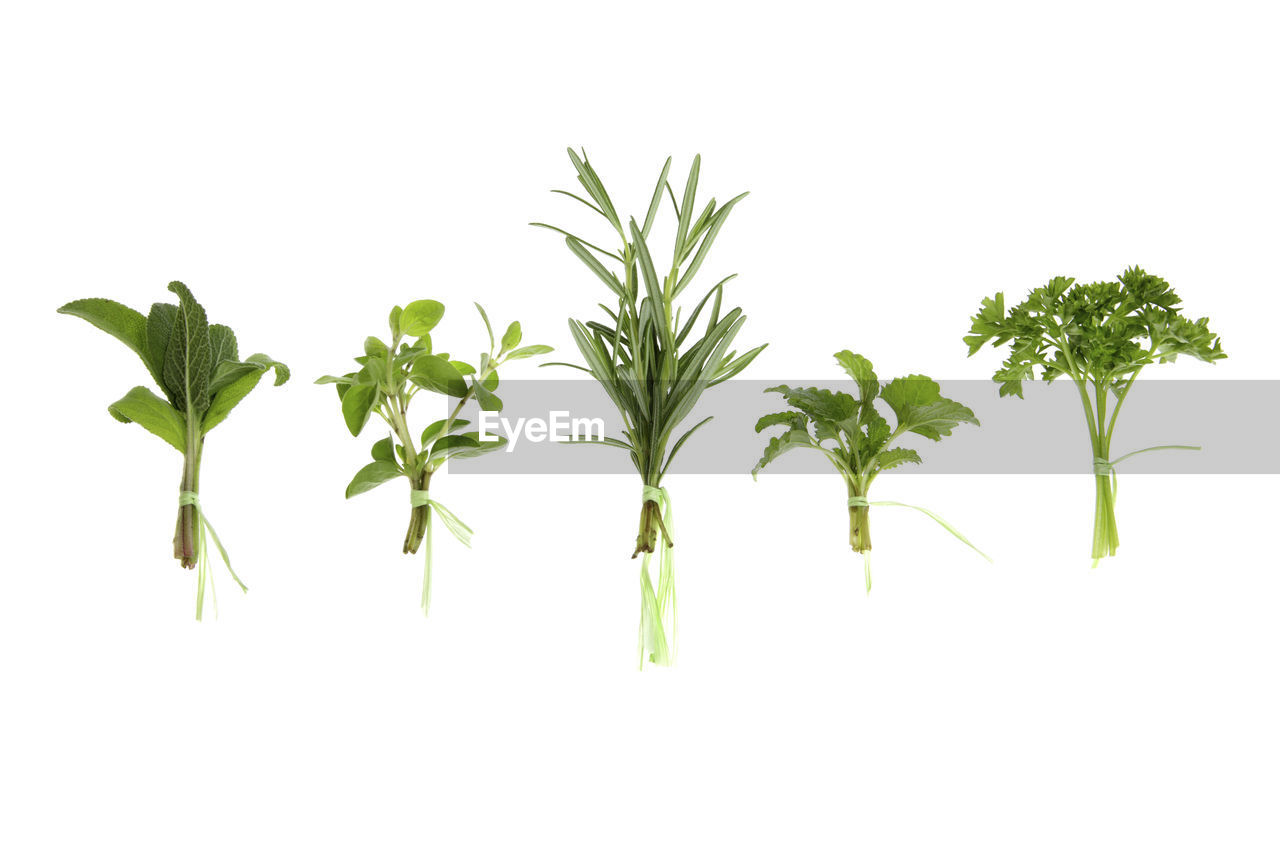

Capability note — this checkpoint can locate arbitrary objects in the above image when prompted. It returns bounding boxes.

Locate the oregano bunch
[535,149,767,668]
[965,266,1225,564]
[753,351,988,592]
[317,300,551,615]
[59,282,289,618]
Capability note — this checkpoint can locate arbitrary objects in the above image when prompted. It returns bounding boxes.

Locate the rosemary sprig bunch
[535,149,767,667]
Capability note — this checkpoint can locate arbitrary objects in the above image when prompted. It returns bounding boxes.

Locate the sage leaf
[57,298,156,377]
[209,324,239,366]
[107,386,188,452]
[162,281,212,415]
[145,303,178,397]
[203,354,289,432]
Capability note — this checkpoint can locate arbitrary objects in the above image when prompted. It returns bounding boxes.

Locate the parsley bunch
[965,267,1225,563]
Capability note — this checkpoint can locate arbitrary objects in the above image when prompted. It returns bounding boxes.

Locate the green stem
[1091,471,1119,564]
[174,415,203,569]
[846,479,872,554]
[632,487,669,558]
[1088,380,1119,564]
[403,469,432,555]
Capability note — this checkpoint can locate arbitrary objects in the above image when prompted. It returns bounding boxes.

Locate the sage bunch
[59,282,289,618]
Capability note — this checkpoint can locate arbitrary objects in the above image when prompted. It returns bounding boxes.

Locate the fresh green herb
[753,351,987,592]
[318,301,551,615]
[59,282,289,618]
[535,149,767,667]
[965,267,1225,564]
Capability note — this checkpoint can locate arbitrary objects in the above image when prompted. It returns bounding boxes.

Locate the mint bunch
[754,352,986,591]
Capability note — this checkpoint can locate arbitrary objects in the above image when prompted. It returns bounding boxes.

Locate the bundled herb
[753,352,988,591]
[317,301,551,615]
[965,267,1225,564]
[59,282,289,618]
[535,149,767,668]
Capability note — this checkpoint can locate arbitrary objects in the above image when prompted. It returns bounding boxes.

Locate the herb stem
[174,408,203,569]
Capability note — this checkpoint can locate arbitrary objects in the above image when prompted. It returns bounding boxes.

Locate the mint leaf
[764,384,856,422]
[751,426,814,478]
[881,376,978,440]
[755,411,806,433]
[876,448,922,471]
[834,350,878,404]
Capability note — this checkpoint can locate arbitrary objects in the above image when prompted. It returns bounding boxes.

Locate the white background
[3,1,1277,850]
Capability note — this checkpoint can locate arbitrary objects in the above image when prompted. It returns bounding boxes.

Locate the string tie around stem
[1092,444,1201,500]
[847,495,992,565]
[409,489,473,617]
[638,485,677,669]
[178,490,246,621]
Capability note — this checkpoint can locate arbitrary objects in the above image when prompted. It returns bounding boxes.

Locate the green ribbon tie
[638,485,677,670]
[847,494,992,593]
[1092,444,1200,499]
[410,489,473,617]
[178,491,245,621]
